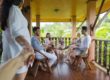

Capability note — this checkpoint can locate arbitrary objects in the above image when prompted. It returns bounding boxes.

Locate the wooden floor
[25,60,110,80]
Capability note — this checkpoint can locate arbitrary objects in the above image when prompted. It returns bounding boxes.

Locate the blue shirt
[31,36,44,51]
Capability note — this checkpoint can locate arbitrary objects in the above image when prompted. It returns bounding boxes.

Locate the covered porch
[25,38,110,80]
[21,0,110,80]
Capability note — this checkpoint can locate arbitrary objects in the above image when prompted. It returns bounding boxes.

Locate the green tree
[40,22,72,37]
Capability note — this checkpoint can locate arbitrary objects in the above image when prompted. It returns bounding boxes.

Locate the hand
[18,48,35,66]
[26,54,35,66]
[24,44,34,53]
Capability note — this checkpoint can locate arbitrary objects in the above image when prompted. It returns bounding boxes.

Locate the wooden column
[36,0,40,28]
[87,0,97,61]
[23,0,32,36]
[36,15,40,28]
[71,15,77,40]
[71,0,77,41]
[36,15,40,37]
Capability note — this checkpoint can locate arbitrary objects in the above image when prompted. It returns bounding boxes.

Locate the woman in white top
[1,0,34,80]
[44,33,53,48]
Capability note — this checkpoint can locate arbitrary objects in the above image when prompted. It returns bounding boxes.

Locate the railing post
[99,40,102,65]
[55,37,57,47]
[107,41,110,75]
[95,40,98,63]
[51,37,54,46]
[69,38,71,45]
[103,41,107,68]
[95,39,110,75]
[65,37,67,46]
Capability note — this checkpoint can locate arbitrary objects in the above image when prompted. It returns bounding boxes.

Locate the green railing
[95,39,110,75]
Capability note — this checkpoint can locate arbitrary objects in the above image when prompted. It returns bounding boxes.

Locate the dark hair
[46,33,51,40]
[13,0,23,6]
[1,0,23,30]
[46,33,50,37]
[33,27,40,33]
[82,26,88,31]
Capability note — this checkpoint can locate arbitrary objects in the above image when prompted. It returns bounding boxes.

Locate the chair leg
[72,56,80,70]
[33,61,40,80]
[45,60,52,73]
[72,57,77,66]
[83,58,92,70]
[86,60,92,70]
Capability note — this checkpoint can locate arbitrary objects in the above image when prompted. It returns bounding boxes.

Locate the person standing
[1,0,34,80]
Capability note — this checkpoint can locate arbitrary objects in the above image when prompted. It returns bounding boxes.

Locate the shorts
[74,48,87,57]
[35,52,45,60]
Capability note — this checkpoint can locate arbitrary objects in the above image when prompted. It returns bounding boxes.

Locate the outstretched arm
[0,49,33,80]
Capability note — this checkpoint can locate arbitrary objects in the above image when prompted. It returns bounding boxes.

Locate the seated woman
[61,33,81,63]
[68,33,82,60]
[44,33,53,49]
[31,27,57,70]
[44,33,58,59]
[57,38,65,60]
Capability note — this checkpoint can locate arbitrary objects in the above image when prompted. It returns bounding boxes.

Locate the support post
[36,15,40,28]
[87,0,97,61]
[71,15,77,40]
[23,0,32,36]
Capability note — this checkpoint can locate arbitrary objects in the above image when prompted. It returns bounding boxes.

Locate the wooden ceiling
[30,0,110,22]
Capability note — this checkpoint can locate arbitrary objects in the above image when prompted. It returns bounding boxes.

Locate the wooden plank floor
[25,60,110,80]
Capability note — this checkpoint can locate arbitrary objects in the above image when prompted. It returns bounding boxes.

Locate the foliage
[95,26,110,39]
[39,21,110,40]
[40,22,72,37]
[95,13,110,40]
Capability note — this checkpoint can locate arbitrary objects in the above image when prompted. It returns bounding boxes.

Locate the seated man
[73,26,91,57]
[69,26,91,68]
[31,27,57,68]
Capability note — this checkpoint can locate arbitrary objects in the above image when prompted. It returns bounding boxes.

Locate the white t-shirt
[79,35,91,51]
[2,5,31,62]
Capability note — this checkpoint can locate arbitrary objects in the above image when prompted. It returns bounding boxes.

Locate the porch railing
[0,37,110,75]
[40,37,71,46]
[40,37,110,74]
[95,39,110,74]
